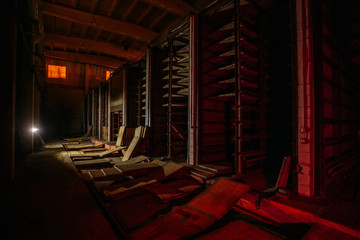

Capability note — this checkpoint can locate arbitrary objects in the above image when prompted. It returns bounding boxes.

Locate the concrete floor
[2,142,359,240]
[1,143,118,240]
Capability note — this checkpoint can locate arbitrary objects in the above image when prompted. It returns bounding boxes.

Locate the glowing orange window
[106,70,113,80]
[47,65,66,79]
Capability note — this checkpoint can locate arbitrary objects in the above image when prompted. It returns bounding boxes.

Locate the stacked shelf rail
[101,82,109,141]
[199,0,268,174]
[111,111,122,141]
[161,25,190,160]
[138,66,146,126]
[319,1,360,185]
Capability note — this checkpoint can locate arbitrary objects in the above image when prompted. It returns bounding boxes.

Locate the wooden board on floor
[104,177,159,199]
[74,158,112,167]
[102,161,188,200]
[80,162,162,182]
[302,224,359,240]
[129,205,217,240]
[197,161,233,174]
[69,146,125,158]
[110,191,169,230]
[148,161,187,180]
[148,178,201,201]
[186,178,250,220]
[129,179,250,240]
[65,143,104,150]
[111,155,149,165]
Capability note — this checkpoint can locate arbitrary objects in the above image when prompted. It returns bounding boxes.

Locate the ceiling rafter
[91,0,100,13]
[106,0,138,45]
[149,11,167,29]
[45,50,124,68]
[122,0,138,21]
[107,0,119,17]
[41,2,158,42]
[136,5,152,24]
[45,33,142,60]
[140,0,196,16]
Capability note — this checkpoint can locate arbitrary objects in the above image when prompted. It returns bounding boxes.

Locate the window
[47,65,66,79]
[106,70,113,80]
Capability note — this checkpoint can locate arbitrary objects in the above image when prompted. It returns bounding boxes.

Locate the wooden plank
[111,155,149,165]
[69,146,125,158]
[98,146,126,157]
[45,33,141,60]
[130,179,249,240]
[186,178,250,220]
[45,50,123,68]
[74,158,112,167]
[130,205,217,240]
[110,191,169,230]
[274,156,291,190]
[41,2,157,41]
[141,0,196,16]
[149,161,186,180]
[81,147,107,152]
[197,161,233,174]
[101,160,186,199]
[65,143,104,150]
[148,178,200,201]
[115,126,126,147]
[122,126,145,161]
[103,176,158,198]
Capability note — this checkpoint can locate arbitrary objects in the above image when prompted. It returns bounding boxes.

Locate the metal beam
[141,0,196,16]
[45,50,123,68]
[41,2,157,42]
[45,33,142,60]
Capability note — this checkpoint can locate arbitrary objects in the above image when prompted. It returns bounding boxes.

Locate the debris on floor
[62,141,360,240]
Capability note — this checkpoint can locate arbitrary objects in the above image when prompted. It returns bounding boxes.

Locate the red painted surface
[130,179,250,239]
[197,219,281,240]
[296,0,315,197]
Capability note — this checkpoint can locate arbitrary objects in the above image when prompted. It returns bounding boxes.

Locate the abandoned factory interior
[2,0,360,239]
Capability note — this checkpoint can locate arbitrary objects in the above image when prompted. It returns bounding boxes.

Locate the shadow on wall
[43,86,85,140]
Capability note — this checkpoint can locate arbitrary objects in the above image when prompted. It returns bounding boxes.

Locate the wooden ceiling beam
[141,0,196,16]
[45,50,123,68]
[107,0,119,17]
[41,2,157,42]
[149,11,167,29]
[122,0,138,20]
[44,33,142,60]
[136,5,152,24]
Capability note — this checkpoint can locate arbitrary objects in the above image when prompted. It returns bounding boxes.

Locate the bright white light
[31,127,39,133]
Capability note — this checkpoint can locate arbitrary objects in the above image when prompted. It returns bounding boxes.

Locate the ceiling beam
[44,33,142,60]
[149,11,167,29]
[141,0,196,16]
[41,2,157,42]
[136,5,152,24]
[45,50,124,68]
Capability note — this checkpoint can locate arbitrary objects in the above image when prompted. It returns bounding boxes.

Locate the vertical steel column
[296,0,315,197]
[92,89,95,136]
[98,85,102,139]
[188,15,198,165]
[234,0,242,174]
[167,38,173,159]
[259,12,267,164]
[145,49,152,127]
[137,65,141,126]
[108,82,111,141]
[123,68,127,126]
[87,93,90,132]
